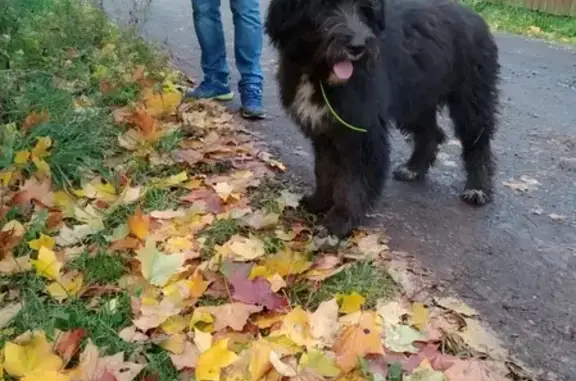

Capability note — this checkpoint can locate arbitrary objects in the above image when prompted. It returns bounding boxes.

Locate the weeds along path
[1,1,533,380]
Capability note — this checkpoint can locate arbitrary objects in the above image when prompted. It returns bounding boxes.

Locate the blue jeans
[191,0,264,91]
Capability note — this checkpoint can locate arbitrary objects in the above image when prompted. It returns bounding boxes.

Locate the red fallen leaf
[227,262,289,311]
[204,270,229,299]
[140,373,160,381]
[181,188,223,214]
[55,328,86,364]
[97,370,118,381]
[11,177,54,207]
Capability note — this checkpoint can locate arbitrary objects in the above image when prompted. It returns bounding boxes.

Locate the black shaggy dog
[265,0,500,238]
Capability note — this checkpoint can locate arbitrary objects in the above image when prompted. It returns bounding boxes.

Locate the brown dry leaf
[118,326,149,343]
[11,177,54,207]
[22,109,49,133]
[457,318,508,360]
[269,351,298,377]
[195,303,263,331]
[309,298,340,346]
[71,340,144,381]
[0,302,22,329]
[169,340,200,370]
[0,253,31,275]
[352,233,389,260]
[333,312,384,372]
[0,220,26,253]
[133,298,183,331]
[434,296,478,317]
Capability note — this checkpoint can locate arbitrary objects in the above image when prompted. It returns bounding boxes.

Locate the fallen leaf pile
[0,45,526,381]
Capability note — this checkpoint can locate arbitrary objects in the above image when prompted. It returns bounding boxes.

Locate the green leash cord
[319,82,367,133]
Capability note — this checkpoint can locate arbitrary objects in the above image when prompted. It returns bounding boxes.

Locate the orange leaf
[333,312,384,372]
[100,80,113,95]
[129,109,156,138]
[128,207,150,240]
[22,110,49,134]
[55,328,86,364]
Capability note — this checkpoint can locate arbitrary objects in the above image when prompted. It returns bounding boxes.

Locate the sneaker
[185,80,234,101]
[240,85,266,120]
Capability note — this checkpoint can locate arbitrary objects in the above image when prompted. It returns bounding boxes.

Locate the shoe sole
[241,110,266,120]
[211,92,234,101]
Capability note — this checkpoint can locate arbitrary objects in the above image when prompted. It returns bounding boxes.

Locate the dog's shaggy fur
[265,0,500,238]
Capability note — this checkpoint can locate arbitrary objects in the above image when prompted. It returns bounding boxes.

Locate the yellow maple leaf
[196,339,239,381]
[31,157,51,178]
[194,328,213,353]
[128,207,150,240]
[143,90,183,118]
[269,306,318,349]
[410,302,429,331]
[14,151,31,165]
[248,338,272,381]
[52,191,77,218]
[160,333,187,354]
[31,247,62,280]
[31,137,52,159]
[250,248,311,280]
[46,271,84,302]
[28,234,55,251]
[135,238,185,286]
[336,292,366,314]
[160,315,188,334]
[152,171,188,189]
[165,236,194,253]
[298,348,341,377]
[3,331,63,377]
[81,180,117,203]
[253,312,285,329]
[0,169,15,187]
[22,370,70,381]
[218,234,266,262]
[190,310,215,332]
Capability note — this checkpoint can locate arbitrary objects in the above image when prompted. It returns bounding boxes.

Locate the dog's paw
[321,208,357,239]
[461,188,492,206]
[300,193,332,214]
[393,165,424,182]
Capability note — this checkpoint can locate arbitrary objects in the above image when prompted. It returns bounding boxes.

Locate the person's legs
[230,0,265,119]
[188,0,233,100]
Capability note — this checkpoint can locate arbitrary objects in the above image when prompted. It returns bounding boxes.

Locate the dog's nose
[347,40,365,56]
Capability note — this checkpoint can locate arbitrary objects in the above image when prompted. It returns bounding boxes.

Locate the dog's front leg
[300,138,336,214]
[321,128,390,238]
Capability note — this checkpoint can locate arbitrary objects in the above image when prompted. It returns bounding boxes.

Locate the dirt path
[104,1,576,379]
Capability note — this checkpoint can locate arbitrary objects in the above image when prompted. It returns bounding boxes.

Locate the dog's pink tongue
[333,61,353,80]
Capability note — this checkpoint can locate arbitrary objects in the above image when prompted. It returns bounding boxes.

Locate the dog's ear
[377,0,386,33]
[264,0,300,47]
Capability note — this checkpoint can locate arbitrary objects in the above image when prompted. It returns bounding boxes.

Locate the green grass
[0,0,165,188]
[462,0,576,43]
[289,261,398,310]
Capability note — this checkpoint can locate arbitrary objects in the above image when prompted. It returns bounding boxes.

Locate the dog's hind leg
[393,109,446,182]
[300,139,337,214]
[448,92,497,206]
